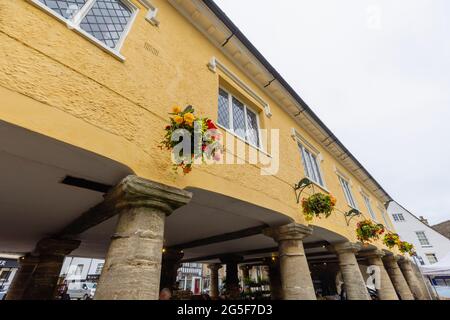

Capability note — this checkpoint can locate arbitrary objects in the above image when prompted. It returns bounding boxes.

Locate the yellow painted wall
[0,0,395,248]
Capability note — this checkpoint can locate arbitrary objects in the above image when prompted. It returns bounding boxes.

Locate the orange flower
[184,113,195,126]
[172,106,182,114]
[173,115,184,125]
[183,166,192,174]
[330,195,337,206]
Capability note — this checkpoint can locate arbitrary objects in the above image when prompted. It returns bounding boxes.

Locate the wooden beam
[306,251,336,259]
[303,241,330,250]
[169,225,268,251]
[182,247,278,263]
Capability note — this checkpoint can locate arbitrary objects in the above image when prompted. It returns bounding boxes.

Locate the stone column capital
[382,253,400,263]
[264,223,312,242]
[397,256,411,265]
[105,175,192,216]
[35,238,81,256]
[359,249,385,260]
[207,264,223,272]
[330,242,362,254]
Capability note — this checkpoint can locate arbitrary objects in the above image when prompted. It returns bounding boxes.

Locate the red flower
[206,119,218,130]
[165,125,171,130]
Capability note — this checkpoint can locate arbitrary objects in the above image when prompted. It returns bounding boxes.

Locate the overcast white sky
[214,0,450,225]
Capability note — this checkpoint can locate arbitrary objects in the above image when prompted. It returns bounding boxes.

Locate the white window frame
[95,263,104,274]
[337,173,357,209]
[425,253,438,264]
[415,231,431,247]
[392,213,405,222]
[29,0,139,61]
[217,87,263,150]
[361,191,377,222]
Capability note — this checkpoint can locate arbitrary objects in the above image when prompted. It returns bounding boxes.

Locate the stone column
[220,255,242,300]
[361,250,399,300]
[207,264,222,299]
[6,238,80,300]
[398,257,429,300]
[160,249,184,293]
[265,258,283,300]
[332,242,370,300]
[5,255,39,300]
[94,176,192,300]
[382,254,414,300]
[264,223,316,300]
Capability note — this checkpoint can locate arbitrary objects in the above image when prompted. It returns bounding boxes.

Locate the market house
[0,0,429,300]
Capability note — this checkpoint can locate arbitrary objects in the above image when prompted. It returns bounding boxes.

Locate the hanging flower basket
[398,241,416,256]
[356,220,385,244]
[383,232,400,249]
[301,193,337,222]
[160,105,221,174]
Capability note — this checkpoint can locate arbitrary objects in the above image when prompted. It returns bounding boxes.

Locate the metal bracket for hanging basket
[294,178,312,204]
[344,208,362,226]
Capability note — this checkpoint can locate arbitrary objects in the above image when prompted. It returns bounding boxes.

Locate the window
[338,176,357,208]
[416,231,431,246]
[298,143,324,187]
[217,88,261,148]
[95,263,104,274]
[362,193,376,221]
[0,270,12,281]
[74,264,84,275]
[392,213,405,222]
[416,256,425,266]
[426,254,438,264]
[34,0,136,51]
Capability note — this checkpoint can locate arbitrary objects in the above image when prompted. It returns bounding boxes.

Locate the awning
[421,253,450,277]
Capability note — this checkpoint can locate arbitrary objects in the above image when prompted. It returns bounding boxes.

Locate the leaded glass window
[298,143,324,187]
[362,193,377,220]
[34,0,135,50]
[338,175,357,208]
[80,0,133,49]
[38,0,87,19]
[246,109,260,147]
[218,89,230,129]
[217,88,261,148]
[232,97,246,139]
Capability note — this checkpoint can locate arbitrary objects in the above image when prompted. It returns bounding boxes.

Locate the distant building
[60,257,105,284]
[176,263,206,295]
[0,257,19,293]
[387,201,450,266]
[433,220,450,240]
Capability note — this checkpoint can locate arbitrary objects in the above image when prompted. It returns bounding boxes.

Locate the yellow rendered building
[0,0,428,300]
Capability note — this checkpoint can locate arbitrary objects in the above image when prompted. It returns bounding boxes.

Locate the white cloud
[214,0,450,224]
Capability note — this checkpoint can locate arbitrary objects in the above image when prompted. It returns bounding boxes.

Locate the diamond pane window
[298,143,324,187]
[232,97,246,139]
[362,194,377,220]
[218,89,230,129]
[217,88,261,147]
[38,0,87,19]
[246,108,260,147]
[35,0,135,50]
[338,176,357,208]
[80,0,133,49]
